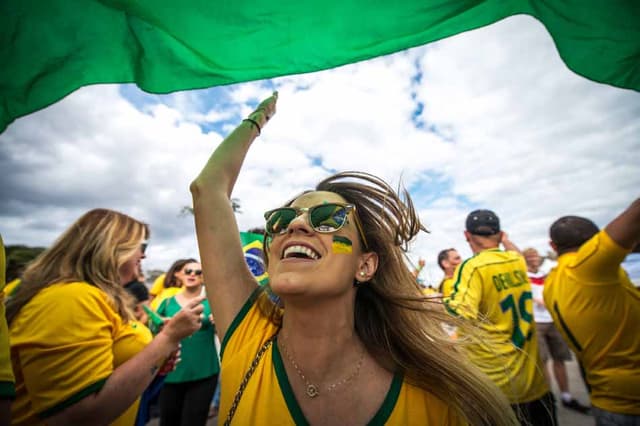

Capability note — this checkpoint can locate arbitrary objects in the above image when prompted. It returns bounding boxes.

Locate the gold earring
[359,271,366,277]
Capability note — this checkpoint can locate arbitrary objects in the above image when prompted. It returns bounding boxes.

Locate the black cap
[466,209,500,236]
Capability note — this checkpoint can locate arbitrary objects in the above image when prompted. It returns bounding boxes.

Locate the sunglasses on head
[184,268,202,276]
[263,202,368,249]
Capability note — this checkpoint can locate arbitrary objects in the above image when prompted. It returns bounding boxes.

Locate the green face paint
[332,235,353,254]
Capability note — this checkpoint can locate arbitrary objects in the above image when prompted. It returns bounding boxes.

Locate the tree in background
[5,245,45,282]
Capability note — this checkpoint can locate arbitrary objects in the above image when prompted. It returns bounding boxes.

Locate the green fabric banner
[1,0,639,132]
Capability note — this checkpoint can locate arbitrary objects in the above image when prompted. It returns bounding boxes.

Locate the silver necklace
[279,335,365,398]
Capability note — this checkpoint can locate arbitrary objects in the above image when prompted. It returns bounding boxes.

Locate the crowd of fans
[1,93,638,426]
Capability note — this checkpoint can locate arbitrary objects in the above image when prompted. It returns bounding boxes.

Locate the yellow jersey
[0,235,16,398]
[9,281,151,425]
[150,286,182,311]
[149,273,166,297]
[445,249,548,404]
[439,277,455,298]
[2,278,20,297]
[544,230,640,415]
[220,289,466,425]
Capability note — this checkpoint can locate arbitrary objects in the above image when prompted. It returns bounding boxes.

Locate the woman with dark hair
[155,258,219,426]
[190,93,518,425]
[6,208,204,426]
[151,259,191,310]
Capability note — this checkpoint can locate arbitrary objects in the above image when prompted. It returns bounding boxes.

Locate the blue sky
[1,15,638,284]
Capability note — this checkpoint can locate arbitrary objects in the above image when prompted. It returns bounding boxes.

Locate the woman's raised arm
[190,92,278,339]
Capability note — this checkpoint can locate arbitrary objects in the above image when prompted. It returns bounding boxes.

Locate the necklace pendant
[306,384,319,398]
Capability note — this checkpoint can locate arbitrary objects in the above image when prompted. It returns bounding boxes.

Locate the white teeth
[283,245,320,260]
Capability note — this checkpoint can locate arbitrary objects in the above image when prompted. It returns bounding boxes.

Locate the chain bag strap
[223,332,278,426]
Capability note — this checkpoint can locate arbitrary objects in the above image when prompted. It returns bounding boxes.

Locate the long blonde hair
[6,208,148,324]
[258,171,517,426]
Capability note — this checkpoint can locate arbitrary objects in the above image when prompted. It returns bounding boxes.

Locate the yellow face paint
[332,236,353,254]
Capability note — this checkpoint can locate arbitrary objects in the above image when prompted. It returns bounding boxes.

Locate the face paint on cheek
[332,236,353,254]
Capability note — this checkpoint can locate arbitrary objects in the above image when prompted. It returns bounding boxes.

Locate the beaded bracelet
[242,118,261,135]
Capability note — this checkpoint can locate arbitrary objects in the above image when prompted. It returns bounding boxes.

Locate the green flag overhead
[1,1,639,132]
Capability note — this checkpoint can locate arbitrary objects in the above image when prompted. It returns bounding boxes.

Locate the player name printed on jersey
[492,269,528,292]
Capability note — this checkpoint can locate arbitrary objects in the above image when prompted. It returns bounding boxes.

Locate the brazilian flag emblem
[332,236,353,254]
[240,232,268,285]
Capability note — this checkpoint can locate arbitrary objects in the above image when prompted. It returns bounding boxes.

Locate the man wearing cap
[445,209,555,425]
[544,198,640,425]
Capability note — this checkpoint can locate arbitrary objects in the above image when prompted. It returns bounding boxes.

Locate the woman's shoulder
[31,281,106,304]
[10,282,120,338]
[397,379,466,422]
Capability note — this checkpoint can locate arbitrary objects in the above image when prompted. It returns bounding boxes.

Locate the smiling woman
[191,93,518,425]
[5,209,204,426]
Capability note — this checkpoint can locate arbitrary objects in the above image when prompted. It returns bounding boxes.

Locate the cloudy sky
[1,15,638,284]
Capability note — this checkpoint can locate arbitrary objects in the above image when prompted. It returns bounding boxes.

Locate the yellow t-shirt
[219,289,465,425]
[0,235,16,398]
[149,273,166,297]
[150,286,182,311]
[439,277,455,298]
[544,230,640,415]
[445,249,548,404]
[9,281,152,425]
[421,286,439,296]
[2,278,20,297]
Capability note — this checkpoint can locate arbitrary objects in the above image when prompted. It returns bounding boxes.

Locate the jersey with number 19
[445,249,548,403]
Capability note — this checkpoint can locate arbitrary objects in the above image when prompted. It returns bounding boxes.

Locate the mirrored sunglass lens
[266,209,297,234]
[310,204,347,231]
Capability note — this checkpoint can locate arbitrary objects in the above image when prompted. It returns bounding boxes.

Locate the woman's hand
[248,91,278,128]
[160,295,205,343]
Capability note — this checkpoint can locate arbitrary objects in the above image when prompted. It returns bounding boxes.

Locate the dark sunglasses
[140,242,148,254]
[263,202,368,249]
[184,268,203,276]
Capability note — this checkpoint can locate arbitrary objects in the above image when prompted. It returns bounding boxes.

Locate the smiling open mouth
[282,245,320,260]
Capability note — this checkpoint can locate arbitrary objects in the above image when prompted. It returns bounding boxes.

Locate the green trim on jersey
[220,286,262,359]
[367,371,403,425]
[552,302,583,352]
[272,337,309,426]
[445,257,474,316]
[272,337,404,425]
[39,378,107,418]
[0,381,15,399]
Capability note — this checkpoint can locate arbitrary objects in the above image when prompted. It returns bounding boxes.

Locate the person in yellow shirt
[2,278,20,297]
[191,92,517,425]
[149,272,167,300]
[437,248,462,297]
[544,198,640,424]
[150,262,191,311]
[0,235,16,426]
[445,209,554,425]
[5,208,204,426]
